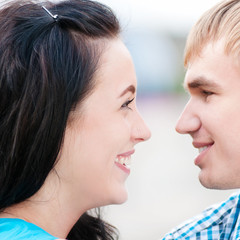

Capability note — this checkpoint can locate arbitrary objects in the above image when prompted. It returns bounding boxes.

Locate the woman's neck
[0,172,88,238]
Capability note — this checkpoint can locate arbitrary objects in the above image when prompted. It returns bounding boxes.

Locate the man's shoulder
[161,191,240,240]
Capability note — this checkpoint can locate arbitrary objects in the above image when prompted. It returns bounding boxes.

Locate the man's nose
[175,100,201,134]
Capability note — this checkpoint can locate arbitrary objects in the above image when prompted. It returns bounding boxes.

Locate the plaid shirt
[161,191,240,240]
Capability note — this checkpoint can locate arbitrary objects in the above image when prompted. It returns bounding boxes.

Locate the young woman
[0,0,151,239]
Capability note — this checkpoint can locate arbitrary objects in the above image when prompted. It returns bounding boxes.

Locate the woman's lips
[115,162,130,174]
[117,149,135,157]
[115,149,135,174]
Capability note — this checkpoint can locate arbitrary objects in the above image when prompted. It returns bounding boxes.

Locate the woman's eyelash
[121,98,135,109]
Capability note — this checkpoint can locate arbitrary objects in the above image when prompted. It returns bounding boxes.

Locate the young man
[162,0,240,239]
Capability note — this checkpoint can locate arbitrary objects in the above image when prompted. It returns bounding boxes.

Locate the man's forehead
[183,40,231,92]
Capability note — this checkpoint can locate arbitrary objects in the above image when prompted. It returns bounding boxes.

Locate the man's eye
[202,90,213,96]
[121,98,134,109]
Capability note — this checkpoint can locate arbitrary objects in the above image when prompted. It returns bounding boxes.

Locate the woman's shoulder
[0,218,59,240]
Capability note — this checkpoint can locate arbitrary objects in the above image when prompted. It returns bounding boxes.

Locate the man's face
[176,39,240,189]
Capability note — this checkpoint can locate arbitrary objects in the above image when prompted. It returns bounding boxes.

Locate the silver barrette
[42,6,58,21]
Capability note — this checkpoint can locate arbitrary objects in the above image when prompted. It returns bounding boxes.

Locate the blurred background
[96,0,237,239]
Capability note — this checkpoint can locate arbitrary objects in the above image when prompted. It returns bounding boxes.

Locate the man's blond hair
[185,0,240,67]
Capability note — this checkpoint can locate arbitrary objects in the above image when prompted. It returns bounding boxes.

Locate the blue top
[0,218,58,240]
[161,191,240,240]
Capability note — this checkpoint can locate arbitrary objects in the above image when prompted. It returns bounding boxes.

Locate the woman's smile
[115,149,135,174]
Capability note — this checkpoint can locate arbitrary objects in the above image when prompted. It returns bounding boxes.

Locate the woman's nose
[131,111,151,143]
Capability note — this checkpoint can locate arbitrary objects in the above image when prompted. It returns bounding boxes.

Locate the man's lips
[192,141,214,166]
[192,141,214,149]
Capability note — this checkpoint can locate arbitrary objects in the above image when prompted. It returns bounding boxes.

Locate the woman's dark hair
[0,0,120,239]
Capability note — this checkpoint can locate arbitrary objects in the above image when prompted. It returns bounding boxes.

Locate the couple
[0,0,239,239]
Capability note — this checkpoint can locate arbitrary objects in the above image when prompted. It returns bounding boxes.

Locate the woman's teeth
[115,156,131,168]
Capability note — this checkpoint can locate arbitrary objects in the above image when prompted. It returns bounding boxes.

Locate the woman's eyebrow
[119,85,136,97]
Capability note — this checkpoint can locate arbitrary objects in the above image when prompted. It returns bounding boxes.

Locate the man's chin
[199,172,239,190]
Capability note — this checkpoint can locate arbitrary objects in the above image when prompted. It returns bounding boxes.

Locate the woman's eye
[121,98,135,110]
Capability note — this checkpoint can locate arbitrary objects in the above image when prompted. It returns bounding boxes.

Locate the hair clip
[42,6,58,21]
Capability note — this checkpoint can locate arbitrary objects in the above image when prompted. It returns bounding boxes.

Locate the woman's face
[56,39,151,210]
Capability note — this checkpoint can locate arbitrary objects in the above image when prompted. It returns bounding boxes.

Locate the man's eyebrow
[184,76,221,90]
[119,85,136,97]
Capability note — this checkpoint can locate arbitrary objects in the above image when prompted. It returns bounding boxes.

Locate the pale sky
[2,0,221,33]
[98,0,221,33]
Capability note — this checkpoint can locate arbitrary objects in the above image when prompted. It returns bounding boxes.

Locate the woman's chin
[110,189,128,205]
